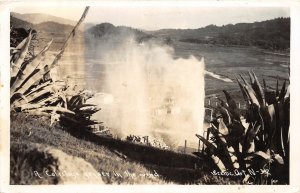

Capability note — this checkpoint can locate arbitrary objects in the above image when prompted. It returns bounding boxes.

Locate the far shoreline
[178,41,290,57]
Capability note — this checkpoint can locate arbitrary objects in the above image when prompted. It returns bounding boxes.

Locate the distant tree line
[180,17,290,51]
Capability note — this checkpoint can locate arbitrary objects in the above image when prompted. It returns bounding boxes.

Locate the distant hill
[34,21,74,34]
[11,12,76,26]
[10,15,77,50]
[11,14,76,34]
[87,22,154,43]
[10,16,35,47]
[10,13,290,51]
[151,18,290,51]
[10,15,34,30]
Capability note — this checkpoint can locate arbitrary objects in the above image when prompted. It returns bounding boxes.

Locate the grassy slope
[10,113,239,185]
[11,113,164,184]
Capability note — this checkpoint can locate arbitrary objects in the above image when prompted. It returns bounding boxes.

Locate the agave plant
[195,71,289,184]
[10,7,100,129]
[59,89,101,129]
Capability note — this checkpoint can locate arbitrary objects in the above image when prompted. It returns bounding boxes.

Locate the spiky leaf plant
[59,89,102,129]
[195,71,289,184]
[10,7,99,130]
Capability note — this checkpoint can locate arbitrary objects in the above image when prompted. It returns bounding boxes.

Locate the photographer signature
[211,168,271,177]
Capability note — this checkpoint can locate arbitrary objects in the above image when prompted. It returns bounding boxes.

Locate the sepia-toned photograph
[7,2,291,186]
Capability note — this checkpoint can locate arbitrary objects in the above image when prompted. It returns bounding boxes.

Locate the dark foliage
[177,18,290,51]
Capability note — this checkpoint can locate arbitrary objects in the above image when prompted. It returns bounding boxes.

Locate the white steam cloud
[87,36,205,148]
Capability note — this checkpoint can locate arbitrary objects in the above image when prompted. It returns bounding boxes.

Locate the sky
[12,5,290,30]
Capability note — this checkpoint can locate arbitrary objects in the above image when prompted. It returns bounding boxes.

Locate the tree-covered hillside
[153,18,290,51]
